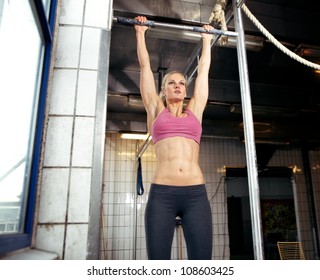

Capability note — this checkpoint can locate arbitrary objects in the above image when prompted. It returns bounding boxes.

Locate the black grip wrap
[193,26,223,35]
[116,16,155,28]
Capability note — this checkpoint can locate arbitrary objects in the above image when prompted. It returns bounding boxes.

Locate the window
[0,0,57,255]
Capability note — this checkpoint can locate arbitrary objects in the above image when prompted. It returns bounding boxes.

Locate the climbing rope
[241,3,320,70]
[209,0,229,45]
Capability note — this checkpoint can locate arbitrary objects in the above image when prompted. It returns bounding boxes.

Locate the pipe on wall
[301,143,320,259]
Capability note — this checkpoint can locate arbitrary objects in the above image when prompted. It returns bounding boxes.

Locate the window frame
[0,0,57,256]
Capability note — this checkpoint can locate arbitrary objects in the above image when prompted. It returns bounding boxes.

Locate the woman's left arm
[187,25,213,122]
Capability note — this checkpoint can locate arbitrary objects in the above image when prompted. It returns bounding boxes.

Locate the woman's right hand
[134,16,149,33]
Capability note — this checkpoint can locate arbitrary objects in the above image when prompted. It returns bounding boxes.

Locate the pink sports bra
[151,108,202,144]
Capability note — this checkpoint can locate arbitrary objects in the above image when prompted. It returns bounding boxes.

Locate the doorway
[226,167,298,260]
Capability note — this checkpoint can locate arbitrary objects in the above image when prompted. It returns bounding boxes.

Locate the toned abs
[152,136,205,186]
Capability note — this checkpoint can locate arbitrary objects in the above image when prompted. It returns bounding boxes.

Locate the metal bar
[136,134,152,158]
[0,157,26,183]
[133,141,139,259]
[113,16,238,37]
[29,0,52,42]
[291,176,302,242]
[301,143,320,259]
[183,42,202,81]
[184,39,217,85]
[237,0,246,8]
[233,0,264,260]
[183,7,234,83]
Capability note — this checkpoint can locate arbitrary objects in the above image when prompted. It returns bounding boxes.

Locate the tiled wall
[101,133,320,260]
[34,0,112,260]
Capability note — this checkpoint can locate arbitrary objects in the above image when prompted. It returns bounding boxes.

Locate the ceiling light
[295,44,320,58]
[128,95,144,107]
[239,122,272,134]
[121,133,150,140]
[242,139,290,145]
[230,104,299,117]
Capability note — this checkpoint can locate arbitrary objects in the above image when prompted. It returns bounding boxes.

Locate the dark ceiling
[107,0,320,149]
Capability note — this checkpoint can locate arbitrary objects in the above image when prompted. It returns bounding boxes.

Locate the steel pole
[233,0,264,260]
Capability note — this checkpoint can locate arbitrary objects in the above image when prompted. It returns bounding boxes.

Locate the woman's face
[163,73,187,102]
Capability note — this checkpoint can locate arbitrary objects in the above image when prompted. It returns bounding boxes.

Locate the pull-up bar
[113,16,238,37]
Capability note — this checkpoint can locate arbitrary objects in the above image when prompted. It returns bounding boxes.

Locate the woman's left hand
[201,25,214,40]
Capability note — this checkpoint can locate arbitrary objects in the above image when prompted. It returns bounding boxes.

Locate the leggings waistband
[150,183,207,195]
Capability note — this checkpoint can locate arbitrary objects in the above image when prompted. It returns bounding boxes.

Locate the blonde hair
[159,71,187,106]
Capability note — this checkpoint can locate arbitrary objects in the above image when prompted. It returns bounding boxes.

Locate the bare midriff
[152,136,205,186]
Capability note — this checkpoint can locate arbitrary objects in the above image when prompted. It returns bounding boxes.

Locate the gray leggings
[145,184,212,260]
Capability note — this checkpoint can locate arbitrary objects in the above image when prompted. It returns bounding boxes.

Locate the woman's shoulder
[185,101,204,123]
[155,102,166,117]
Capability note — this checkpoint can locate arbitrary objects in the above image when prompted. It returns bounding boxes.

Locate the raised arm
[187,25,214,121]
[134,16,163,129]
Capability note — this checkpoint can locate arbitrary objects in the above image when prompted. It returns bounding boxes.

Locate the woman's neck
[167,103,184,117]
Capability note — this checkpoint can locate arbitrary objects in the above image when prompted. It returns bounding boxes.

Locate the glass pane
[0,0,44,233]
[42,0,52,17]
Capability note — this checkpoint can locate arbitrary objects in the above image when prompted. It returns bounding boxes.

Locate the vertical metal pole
[87,0,113,260]
[233,0,264,259]
[301,143,320,258]
[133,145,138,260]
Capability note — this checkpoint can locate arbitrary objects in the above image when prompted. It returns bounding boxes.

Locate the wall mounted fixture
[121,133,150,140]
[295,44,320,58]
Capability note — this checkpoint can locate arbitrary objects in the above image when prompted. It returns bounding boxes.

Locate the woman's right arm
[135,16,162,121]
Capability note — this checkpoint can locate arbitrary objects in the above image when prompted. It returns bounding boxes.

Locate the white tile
[65,224,88,259]
[79,27,101,70]
[43,116,73,166]
[35,225,65,259]
[72,117,94,166]
[76,70,97,116]
[55,26,81,68]
[38,168,69,223]
[123,250,131,260]
[84,0,111,28]
[59,0,85,25]
[50,69,77,115]
[68,168,91,222]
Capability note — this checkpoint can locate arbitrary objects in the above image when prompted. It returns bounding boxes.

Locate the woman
[134,16,213,260]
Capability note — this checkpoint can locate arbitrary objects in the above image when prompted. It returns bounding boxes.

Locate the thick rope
[209,0,229,45]
[241,3,320,70]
